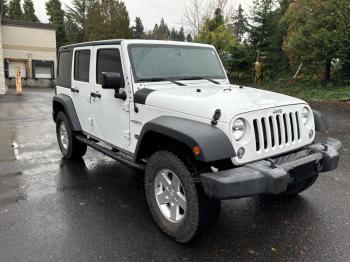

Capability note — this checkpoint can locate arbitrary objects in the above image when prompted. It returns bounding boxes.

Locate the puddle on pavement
[0,171,27,205]
[0,124,16,162]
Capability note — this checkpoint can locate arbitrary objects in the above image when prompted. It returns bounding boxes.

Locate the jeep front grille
[253,112,301,152]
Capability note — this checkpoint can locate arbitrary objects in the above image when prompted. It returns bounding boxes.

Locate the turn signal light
[193,146,201,156]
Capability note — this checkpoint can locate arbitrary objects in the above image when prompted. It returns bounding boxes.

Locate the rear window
[58,52,72,78]
[74,50,90,82]
[57,51,73,87]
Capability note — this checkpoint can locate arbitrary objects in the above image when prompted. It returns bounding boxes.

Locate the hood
[142,82,306,123]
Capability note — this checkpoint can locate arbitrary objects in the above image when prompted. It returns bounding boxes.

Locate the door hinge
[88,118,94,126]
[122,102,130,112]
[123,130,131,140]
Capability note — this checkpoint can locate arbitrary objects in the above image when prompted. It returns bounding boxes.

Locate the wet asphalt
[0,88,349,262]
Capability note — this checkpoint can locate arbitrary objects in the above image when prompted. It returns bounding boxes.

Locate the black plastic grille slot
[283,113,288,143]
[290,113,295,142]
[296,112,301,140]
[269,116,275,147]
[276,114,282,145]
[253,119,260,151]
[261,118,268,149]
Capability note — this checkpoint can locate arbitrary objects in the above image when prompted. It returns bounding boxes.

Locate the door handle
[71,87,79,93]
[90,92,101,98]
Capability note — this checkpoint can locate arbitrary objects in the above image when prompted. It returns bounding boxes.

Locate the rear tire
[56,111,87,160]
[145,151,221,243]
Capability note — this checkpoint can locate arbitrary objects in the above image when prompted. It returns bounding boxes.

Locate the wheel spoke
[176,193,186,210]
[156,191,169,205]
[171,174,180,191]
[170,204,177,221]
[157,172,171,187]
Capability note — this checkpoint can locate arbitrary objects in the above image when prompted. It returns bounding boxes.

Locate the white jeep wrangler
[53,40,341,243]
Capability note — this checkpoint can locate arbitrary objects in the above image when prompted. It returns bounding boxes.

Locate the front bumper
[201,138,341,200]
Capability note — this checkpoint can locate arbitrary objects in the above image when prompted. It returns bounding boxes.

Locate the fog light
[237,147,245,159]
[309,129,314,139]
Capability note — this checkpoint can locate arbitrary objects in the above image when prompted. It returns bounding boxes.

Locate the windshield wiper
[179,77,221,85]
[138,77,186,86]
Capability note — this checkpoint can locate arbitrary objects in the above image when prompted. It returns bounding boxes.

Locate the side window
[57,51,73,88]
[96,49,122,84]
[74,50,90,82]
[58,51,72,79]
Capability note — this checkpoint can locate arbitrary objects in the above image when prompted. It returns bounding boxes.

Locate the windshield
[128,44,226,82]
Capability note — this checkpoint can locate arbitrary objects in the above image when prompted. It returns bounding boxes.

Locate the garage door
[8,61,26,78]
[34,65,52,79]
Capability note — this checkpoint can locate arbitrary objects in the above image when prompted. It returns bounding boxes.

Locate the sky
[32,0,253,31]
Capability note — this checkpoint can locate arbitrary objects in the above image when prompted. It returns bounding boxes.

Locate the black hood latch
[211,109,221,126]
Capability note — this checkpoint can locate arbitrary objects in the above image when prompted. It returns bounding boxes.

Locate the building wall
[1,23,57,88]
[0,23,6,95]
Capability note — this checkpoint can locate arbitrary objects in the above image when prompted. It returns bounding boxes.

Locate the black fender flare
[135,116,236,162]
[312,110,329,132]
[52,94,82,132]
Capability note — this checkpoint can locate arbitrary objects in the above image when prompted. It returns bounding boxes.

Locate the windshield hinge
[123,130,131,140]
[122,102,130,112]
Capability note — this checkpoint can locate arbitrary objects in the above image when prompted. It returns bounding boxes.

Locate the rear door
[71,47,93,133]
[90,45,131,149]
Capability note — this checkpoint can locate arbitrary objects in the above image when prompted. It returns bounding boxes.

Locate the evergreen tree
[248,0,291,79]
[152,24,159,39]
[157,18,170,40]
[212,8,224,29]
[23,0,38,22]
[197,8,236,54]
[152,18,170,40]
[248,0,275,50]
[284,0,350,81]
[186,34,193,42]
[132,17,144,39]
[85,0,131,41]
[170,27,178,41]
[178,27,185,41]
[232,4,247,43]
[65,0,91,43]
[85,1,104,41]
[1,0,9,18]
[8,0,23,20]
[46,0,66,47]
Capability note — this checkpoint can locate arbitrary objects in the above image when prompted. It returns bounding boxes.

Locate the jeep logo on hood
[273,109,283,114]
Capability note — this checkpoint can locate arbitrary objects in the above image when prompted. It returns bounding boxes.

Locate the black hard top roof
[59,39,123,52]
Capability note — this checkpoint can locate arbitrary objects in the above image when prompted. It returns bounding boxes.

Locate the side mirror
[101,72,127,100]
[102,72,123,89]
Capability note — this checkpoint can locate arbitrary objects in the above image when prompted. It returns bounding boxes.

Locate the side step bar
[76,135,145,171]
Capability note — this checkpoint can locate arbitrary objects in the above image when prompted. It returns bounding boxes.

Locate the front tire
[56,112,87,160]
[145,151,221,243]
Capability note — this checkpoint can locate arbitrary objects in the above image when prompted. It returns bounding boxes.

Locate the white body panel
[71,46,93,134]
[89,45,131,148]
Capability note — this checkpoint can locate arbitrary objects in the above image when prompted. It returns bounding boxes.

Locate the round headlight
[301,107,310,125]
[232,118,246,141]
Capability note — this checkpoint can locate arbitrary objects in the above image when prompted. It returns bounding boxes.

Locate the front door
[90,46,130,149]
[71,47,93,133]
